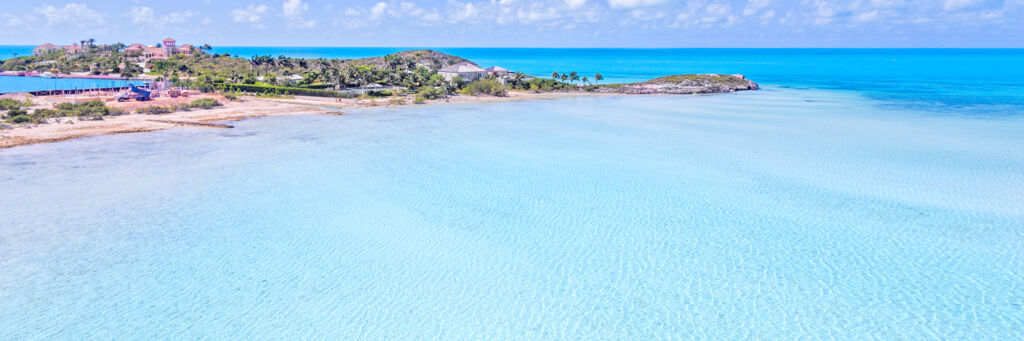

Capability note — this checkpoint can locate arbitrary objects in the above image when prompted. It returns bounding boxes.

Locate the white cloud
[628,9,666,21]
[943,0,981,11]
[673,0,738,27]
[370,2,390,19]
[565,0,587,8]
[165,11,196,24]
[341,1,441,26]
[607,0,667,9]
[449,2,479,23]
[2,14,30,28]
[283,0,316,29]
[128,7,195,26]
[232,4,269,27]
[743,0,773,16]
[517,5,562,23]
[36,3,104,27]
[128,7,155,24]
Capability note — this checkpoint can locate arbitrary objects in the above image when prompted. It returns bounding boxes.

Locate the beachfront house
[33,44,61,55]
[439,62,489,82]
[486,66,509,77]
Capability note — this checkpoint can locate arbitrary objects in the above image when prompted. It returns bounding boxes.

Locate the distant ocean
[3,46,1023,114]
[2,47,1023,338]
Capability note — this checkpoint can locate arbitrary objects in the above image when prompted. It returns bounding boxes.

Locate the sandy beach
[0,91,601,149]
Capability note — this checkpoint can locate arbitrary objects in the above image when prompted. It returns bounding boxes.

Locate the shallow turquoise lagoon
[2,88,1023,338]
[0,76,142,94]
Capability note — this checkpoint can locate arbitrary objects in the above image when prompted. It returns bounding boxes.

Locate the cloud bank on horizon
[1,0,1021,47]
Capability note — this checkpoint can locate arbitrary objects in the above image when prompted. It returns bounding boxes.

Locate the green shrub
[224,94,239,101]
[413,95,426,104]
[3,108,27,118]
[416,87,444,100]
[54,100,115,117]
[174,103,192,112]
[5,114,31,123]
[137,106,172,114]
[389,98,406,105]
[219,83,340,98]
[367,90,393,98]
[460,79,507,96]
[0,98,31,110]
[189,98,222,109]
[31,109,59,118]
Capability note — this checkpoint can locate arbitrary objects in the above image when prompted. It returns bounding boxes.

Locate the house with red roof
[33,44,61,55]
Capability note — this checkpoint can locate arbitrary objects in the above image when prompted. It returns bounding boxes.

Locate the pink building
[144,46,167,60]
[162,38,177,56]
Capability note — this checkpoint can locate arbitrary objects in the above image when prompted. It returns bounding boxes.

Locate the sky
[0,0,1021,48]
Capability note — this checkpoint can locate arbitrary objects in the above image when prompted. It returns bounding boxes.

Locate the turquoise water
[2,48,1024,338]
[2,87,1023,338]
[0,45,139,93]
[5,47,1023,113]
[209,47,1024,113]
[0,45,32,60]
[0,76,142,94]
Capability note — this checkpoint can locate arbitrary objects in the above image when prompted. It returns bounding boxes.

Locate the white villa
[439,62,516,85]
[438,62,489,82]
[486,66,509,77]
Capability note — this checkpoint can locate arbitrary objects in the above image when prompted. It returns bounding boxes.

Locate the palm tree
[512,72,525,88]
[594,73,603,84]
[570,71,580,85]
[120,63,142,79]
[552,71,559,81]
[582,76,589,85]
[561,73,568,83]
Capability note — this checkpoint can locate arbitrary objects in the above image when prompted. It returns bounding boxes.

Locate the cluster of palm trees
[240,54,444,90]
[551,71,603,86]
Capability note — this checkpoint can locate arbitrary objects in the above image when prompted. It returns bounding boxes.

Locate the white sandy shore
[0,91,607,149]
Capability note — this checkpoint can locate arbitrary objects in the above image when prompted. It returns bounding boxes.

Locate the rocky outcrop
[352,50,471,72]
[593,74,758,94]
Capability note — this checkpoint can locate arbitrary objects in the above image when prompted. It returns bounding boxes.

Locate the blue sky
[1,0,1021,47]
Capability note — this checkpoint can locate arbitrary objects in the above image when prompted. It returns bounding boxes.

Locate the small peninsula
[1,39,757,148]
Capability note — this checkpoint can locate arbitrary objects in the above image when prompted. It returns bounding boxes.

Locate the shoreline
[0,71,151,82]
[0,91,610,149]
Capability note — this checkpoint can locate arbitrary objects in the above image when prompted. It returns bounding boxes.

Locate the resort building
[143,47,168,60]
[32,38,200,63]
[33,44,61,55]
[124,44,146,54]
[63,43,85,56]
[162,38,177,56]
[486,66,509,77]
[439,62,489,82]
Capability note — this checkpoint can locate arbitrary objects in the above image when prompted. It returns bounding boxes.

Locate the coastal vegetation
[136,99,222,115]
[3,41,601,100]
[3,100,126,123]
[219,83,341,97]
[460,79,507,96]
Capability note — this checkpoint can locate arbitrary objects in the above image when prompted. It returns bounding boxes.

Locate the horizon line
[2,44,1023,50]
